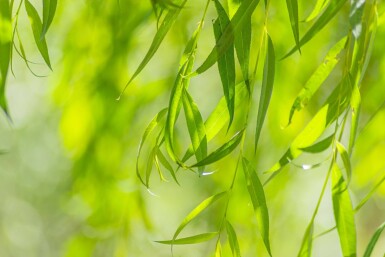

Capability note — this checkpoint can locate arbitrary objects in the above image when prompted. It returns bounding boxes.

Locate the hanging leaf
[255,34,275,152]
[349,0,366,39]
[190,130,244,168]
[336,141,352,183]
[287,36,347,125]
[304,0,330,22]
[156,148,179,184]
[215,241,222,257]
[242,157,272,256]
[25,0,52,69]
[331,163,357,257]
[286,0,301,52]
[348,83,361,154]
[42,0,57,37]
[354,172,385,211]
[297,222,314,257]
[225,220,241,257]
[156,232,218,245]
[299,133,335,153]
[363,222,385,257]
[0,0,11,114]
[213,0,236,127]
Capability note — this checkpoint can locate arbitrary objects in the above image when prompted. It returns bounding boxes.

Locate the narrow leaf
[25,0,52,69]
[42,0,57,37]
[215,241,222,257]
[355,172,385,211]
[336,141,352,183]
[348,84,361,154]
[0,0,11,114]
[288,36,347,124]
[332,163,357,257]
[242,157,272,256]
[225,220,241,257]
[299,133,335,153]
[156,232,218,245]
[304,0,330,22]
[297,222,314,257]
[363,222,385,257]
[286,0,301,52]
[349,0,366,39]
[156,148,179,184]
[190,130,244,168]
[255,34,275,152]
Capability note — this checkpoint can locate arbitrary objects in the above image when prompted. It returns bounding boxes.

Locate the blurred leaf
[42,0,57,37]
[182,89,207,174]
[242,157,272,256]
[156,232,218,245]
[297,222,314,257]
[195,0,261,75]
[190,130,244,168]
[355,172,385,211]
[0,0,11,114]
[331,163,356,257]
[283,0,347,58]
[25,0,52,69]
[213,0,236,127]
[255,34,275,152]
[304,0,330,22]
[349,0,366,39]
[363,222,385,257]
[286,0,300,52]
[172,192,227,241]
[288,36,347,125]
[225,220,241,257]
[299,133,334,153]
[336,141,352,183]
[215,241,222,257]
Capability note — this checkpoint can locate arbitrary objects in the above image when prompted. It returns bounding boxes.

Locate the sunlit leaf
[297,222,314,257]
[215,241,222,257]
[42,0,57,37]
[355,172,385,211]
[283,0,348,58]
[349,0,366,39]
[156,232,218,245]
[190,130,244,167]
[0,0,11,114]
[242,157,272,256]
[336,141,352,183]
[286,0,300,52]
[363,222,385,257]
[156,148,179,184]
[225,220,241,257]
[287,36,347,124]
[348,83,361,154]
[299,133,334,153]
[304,0,330,22]
[172,192,227,241]
[331,163,356,257]
[255,34,275,152]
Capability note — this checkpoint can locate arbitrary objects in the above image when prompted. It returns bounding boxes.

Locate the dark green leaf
[255,34,275,152]
[225,220,241,257]
[363,222,385,257]
[190,130,244,167]
[299,133,335,153]
[42,0,57,37]
[0,0,11,114]
[156,232,218,245]
[242,157,272,256]
[286,0,300,52]
[331,163,356,257]
[25,0,52,69]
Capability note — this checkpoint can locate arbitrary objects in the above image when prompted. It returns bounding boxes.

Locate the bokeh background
[1,0,385,256]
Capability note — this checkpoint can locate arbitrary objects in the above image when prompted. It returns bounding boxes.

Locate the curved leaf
[42,0,57,37]
[304,0,330,22]
[299,133,335,153]
[156,232,218,245]
[225,220,241,257]
[297,222,314,257]
[286,0,300,52]
[0,0,11,114]
[336,141,352,183]
[363,222,385,257]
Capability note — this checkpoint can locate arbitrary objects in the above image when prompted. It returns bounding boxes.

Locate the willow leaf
[286,0,300,52]
[25,0,52,69]
[283,0,348,58]
[136,108,168,186]
[288,36,347,124]
[255,34,275,152]
[225,220,241,257]
[349,0,366,39]
[242,157,272,256]
[146,147,157,187]
[336,141,352,183]
[332,163,357,257]
[195,0,260,75]
[266,75,352,176]
[0,0,11,114]
[156,232,218,245]
[363,222,385,257]
[355,172,385,211]
[173,192,227,241]
[215,241,222,257]
[190,130,244,168]
[348,84,361,154]
[299,133,334,153]
[42,0,57,37]
[304,0,330,22]
[213,0,236,127]
[297,222,314,257]
[122,0,186,91]
[182,89,207,173]
[156,148,179,184]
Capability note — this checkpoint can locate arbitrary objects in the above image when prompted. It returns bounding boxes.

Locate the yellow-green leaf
[299,133,335,153]
[336,141,352,183]
[363,222,385,257]
[0,0,11,114]
[225,220,241,257]
[156,232,218,245]
[286,0,300,53]
[42,0,57,37]
[297,222,314,257]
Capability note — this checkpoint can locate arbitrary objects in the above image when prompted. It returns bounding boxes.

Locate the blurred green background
[1,0,385,256]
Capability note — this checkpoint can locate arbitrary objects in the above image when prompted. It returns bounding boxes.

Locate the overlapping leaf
[299,133,334,153]
[225,220,241,257]
[304,0,330,22]
[42,0,57,37]
[0,0,11,114]
[286,0,300,52]
[297,223,314,257]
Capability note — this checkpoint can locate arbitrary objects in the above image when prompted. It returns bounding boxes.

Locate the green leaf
[213,0,236,127]
[363,222,385,257]
[255,34,275,152]
[156,232,218,245]
[195,0,261,75]
[215,241,222,257]
[286,0,300,52]
[25,0,52,69]
[225,220,241,257]
[336,141,352,183]
[172,192,227,241]
[42,0,57,37]
[136,108,168,186]
[304,0,330,22]
[156,148,179,184]
[288,36,347,125]
[242,157,272,256]
[299,133,334,153]
[297,222,314,257]
[283,0,348,58]
[349,0,366,39]
[355,172,385,211]
[0,0,11,114]
[190,130,244,167]
[182,89,207,173]
[348,83,361,154]
[331,163,357,257]
[121,0,186,93]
